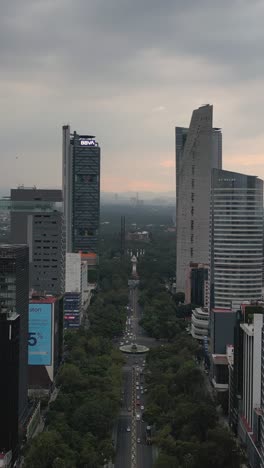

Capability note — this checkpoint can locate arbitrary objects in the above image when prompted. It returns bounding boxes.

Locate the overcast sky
[1,0,264,193]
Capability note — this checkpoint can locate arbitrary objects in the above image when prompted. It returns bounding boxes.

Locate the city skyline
[1,1,264,192]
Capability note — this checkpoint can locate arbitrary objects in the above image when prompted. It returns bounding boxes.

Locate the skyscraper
[210,169,263,311]
[175,104,222,293]
[0,245,29,441]
[62,126,100,255]
[10,188,65,296]
[0,308,21,459]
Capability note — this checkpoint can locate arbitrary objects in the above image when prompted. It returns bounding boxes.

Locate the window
[76,174,97,183]
[191,206,194,216]
[79,228,95,237]
[191,234,194,243]
[191,179,195,189]
[191,192,194,202]
[190,248,193,257]
[192,165,195,176]
[191,220,194,230]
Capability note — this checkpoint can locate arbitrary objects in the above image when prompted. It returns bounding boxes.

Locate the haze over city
[1,0,264,192]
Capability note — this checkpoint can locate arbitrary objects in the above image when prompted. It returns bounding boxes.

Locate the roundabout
[119,342,149,354]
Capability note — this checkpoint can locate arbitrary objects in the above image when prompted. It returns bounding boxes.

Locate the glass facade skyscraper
[0,245,29,428]
[63,126,100,255]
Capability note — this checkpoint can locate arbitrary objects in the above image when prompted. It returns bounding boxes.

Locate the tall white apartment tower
[176,105,222,293]
[211,169,263,311]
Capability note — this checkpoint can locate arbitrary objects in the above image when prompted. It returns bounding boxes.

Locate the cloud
[152,106,166,112]
[160,160,175,168]
[1,0,264,190]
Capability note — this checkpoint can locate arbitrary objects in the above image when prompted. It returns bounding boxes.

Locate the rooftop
[212,354,228,365]
[30,295,58,304]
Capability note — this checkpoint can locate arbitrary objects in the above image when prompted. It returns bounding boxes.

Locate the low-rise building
[191,307,209,341]
[126,231,150,242]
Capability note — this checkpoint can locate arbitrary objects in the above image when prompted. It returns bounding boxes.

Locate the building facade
[0,245,29,460]
[65,253,88,305]
[63,126,100,255]
[175,104,222,292]
[210,169,263,311]
[191,307,209,341]
[185,262,209,307]
[0,309,20,459]
[64,292,81,328]
[10,188,65,296]
[236,306,264,468]
[211,309,237,354]
[0,245,29,421]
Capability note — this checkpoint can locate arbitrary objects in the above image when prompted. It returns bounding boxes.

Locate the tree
[174,292,185,305]
[198,427,245,468]
[24,431,76,468]
[57,363,85,392]
[154,453,180,468]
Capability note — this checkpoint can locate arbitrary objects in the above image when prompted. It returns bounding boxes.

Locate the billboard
[28,303,52,366]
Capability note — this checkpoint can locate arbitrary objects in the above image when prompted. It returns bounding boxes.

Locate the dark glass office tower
[0,309,20,457]
[0,245,29,432]
[63,126,100,255]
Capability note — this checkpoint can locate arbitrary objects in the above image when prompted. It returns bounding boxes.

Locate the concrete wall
[176,105,222,292]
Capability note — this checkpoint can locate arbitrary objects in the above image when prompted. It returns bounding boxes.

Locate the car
[141,390,144,395]
[120,342,124,346]
[136,386,139,390]
[140,386,143,390]
[136,413,140,420]
[136,381,139,385]
[141,405,144,410]
[137,438,141,443]
[125,340,129,344]
[126,427,131,432]
[136,401,140,406]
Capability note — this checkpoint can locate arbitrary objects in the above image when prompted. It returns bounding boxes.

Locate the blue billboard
[28,303,52,366]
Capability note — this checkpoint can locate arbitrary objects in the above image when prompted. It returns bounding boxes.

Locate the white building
[176,104,222,293]
[240,314,263,429]
[210,169,263,311]
[65,253,88,306]
[191,307,209,341]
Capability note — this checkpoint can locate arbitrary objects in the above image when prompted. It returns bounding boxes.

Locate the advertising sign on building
[28,303,52,366]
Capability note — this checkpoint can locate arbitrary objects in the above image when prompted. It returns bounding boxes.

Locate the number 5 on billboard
[28,332,37,346]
